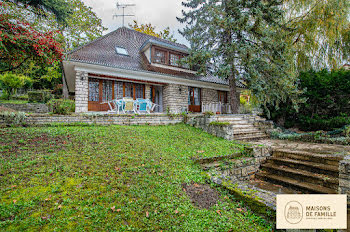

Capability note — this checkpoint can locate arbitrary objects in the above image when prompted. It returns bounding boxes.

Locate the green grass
[0,124,273,231]
[0,99,29,104]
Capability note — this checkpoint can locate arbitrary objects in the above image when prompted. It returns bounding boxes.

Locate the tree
[6,0,72,24]
[0,73,32,99]
[129,20,177,42]
[178,0,302,114]
[0,1,64,73]
[283,0,350,71]
[61,0,107,51]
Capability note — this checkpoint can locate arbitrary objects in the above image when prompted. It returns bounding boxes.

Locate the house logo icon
[285,201,303,224]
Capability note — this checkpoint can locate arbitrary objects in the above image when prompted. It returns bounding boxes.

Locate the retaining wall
[0,114,185,126]
[0,103,49,113]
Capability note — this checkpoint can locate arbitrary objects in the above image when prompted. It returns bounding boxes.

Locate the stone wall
[0,103,49,113]
[198,145,272,182]
[186,115,235,140]
[145,84,151,100]
[163,84,188,113]
[0,114,184,126]
[202,88,219,105]
[75,71,88,113]
[339,155,350,206]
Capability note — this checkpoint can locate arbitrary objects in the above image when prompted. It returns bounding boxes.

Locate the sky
[82,0,190,46]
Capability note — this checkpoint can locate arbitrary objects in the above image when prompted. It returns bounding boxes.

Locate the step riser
[256,173,333,194]
[273,151,340,166]
[235,136,269,141]
[268,159,339,177]
[261,166,338,190]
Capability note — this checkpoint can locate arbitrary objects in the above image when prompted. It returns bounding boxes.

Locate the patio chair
[145,99,158,113]
[135,98,150,114]
[114,99,125,114]
[123,97,136,114]
[106,99,124,114]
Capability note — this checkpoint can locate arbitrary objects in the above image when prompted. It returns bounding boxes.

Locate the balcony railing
[202,102,232,114]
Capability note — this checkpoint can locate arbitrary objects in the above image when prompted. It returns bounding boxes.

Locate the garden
[263,69,350,145]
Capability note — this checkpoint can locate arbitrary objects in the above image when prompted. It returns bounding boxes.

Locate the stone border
[0,114,185,126]
[200,145,272,182]
[0,103,49,113]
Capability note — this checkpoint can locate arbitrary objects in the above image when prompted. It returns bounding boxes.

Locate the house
[63,27,245,113]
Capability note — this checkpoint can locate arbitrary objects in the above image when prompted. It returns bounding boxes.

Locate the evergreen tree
[178,0,302,114]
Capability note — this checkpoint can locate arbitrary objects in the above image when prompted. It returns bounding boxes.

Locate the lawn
[0,124,273,231]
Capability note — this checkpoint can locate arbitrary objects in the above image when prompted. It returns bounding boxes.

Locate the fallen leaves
[110,206,121,212]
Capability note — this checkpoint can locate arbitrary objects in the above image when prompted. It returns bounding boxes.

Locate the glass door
[188,87,201,112]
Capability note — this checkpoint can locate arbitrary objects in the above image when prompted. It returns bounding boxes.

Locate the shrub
[28,90,53,103]
[0,111,26,126]
[203,111,214,116]
[47,99,75,115]
[239,95,253,114]
[209,121,230,126]
[0,73,32,100]
[263,69,350,131]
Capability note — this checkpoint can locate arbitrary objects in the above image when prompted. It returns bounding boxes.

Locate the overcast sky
[82,0,189,45]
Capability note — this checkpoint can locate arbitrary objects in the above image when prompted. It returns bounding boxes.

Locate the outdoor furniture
[135,98,149,114]
[145,99,158,112]
[123,97,136,113]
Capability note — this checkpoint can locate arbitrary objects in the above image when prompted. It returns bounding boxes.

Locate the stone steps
[273,149,342,166]
[234,133,269,141]
[268,156,339,177]
[261,162,339,190]
[256,147,341,194]
[213,115,269,141]
[233,128,263,134]
[256,171,337,194]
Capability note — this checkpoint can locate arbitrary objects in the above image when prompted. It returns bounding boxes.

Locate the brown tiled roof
[67,27,245,88]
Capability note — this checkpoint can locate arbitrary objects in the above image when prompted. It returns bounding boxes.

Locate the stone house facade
[63,27,245,113]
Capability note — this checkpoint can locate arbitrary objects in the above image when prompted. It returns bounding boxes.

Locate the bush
[203,111,214,116]
[263,69,350,131]
[239,95,253,114]
[28,90,53,103]
[0,73,32,100]
[0,111,26,126]
[47,99,75,115]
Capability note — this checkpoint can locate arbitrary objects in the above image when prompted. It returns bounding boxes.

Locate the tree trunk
[229,76,239,114]
[61,62,69,99]
[223,0,239,114]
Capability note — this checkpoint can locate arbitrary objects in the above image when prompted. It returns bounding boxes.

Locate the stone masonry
[339,155,350,206]
[163,84,188,113]
[145,84,151,100]
[75,71,89,113]
[202,88,219,105]
[0,103,49,113]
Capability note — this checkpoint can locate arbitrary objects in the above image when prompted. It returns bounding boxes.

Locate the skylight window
[115,46,128,56]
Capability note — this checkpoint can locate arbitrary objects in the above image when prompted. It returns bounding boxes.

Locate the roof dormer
[140,39,196,74]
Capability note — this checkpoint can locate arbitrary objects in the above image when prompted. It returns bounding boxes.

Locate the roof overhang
[63,60,243,93]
